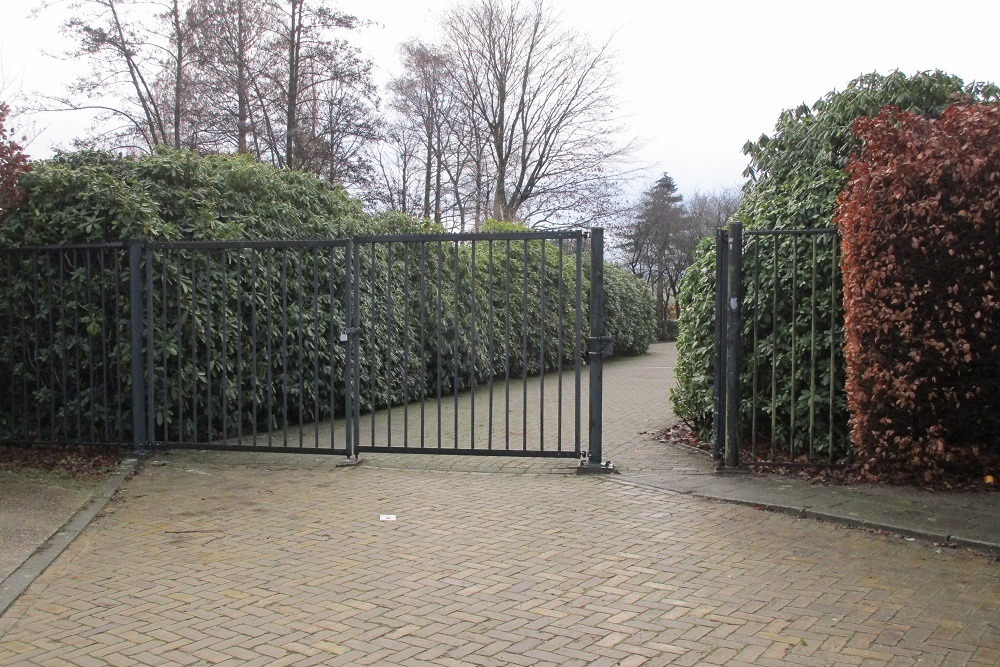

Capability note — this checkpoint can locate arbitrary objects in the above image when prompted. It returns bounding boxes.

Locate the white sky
[2,0,999,200]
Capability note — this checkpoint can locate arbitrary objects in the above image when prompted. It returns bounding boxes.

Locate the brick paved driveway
[1,345,997,666]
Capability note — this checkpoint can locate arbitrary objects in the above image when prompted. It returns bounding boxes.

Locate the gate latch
[587,336,614,358]
[339,326,362,343]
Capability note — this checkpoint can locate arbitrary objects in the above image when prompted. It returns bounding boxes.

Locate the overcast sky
[3,0,999,200]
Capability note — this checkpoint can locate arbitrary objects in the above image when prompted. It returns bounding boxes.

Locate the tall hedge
[603,264,657,357]
[836,104,1000,483]
[671,71,998,460]
[1,150,652,445]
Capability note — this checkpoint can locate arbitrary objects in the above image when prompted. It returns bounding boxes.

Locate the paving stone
[1,344,998,665]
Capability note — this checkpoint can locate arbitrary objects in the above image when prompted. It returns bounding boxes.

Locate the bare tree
[188,0,275,154]
[267,0,378,183]
[380,0,635,228]
[35,0,381,189]
[37,0,193,151]
[445,0,634,224]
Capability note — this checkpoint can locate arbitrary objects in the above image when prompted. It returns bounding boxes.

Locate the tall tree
[444,0,631,223]
[40,0,192,150]
[38,0,381,189]
[614,178,738,322]
[380,0,634,228]
[188,0,274,154]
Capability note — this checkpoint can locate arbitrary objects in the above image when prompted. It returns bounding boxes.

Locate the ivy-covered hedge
[1,149,653,444]
[671,71,998,461]
[836,104,1000,483]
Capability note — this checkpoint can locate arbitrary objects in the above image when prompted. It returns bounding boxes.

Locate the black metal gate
[1,230,611,465]
[348,231,585,458]
[713,221,847,468]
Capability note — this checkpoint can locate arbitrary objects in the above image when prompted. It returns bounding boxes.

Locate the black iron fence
[714,221,848,467]
[1,244,131,445]
[141,240,353,453]
[1,230,612,465]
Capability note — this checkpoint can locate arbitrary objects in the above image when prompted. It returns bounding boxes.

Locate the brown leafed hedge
[836,103,1000,483]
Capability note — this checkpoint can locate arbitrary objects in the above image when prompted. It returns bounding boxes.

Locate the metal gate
[348,231,585,458]
[1,230,611,466]
[713,221,848,468]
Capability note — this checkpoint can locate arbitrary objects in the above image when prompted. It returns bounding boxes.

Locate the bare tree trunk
[656,246,666,331]
[171,0,183,148]
[284,0,302,169]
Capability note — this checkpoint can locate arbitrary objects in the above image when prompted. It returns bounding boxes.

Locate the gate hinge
[339,326,362,342]
[587,336,614,358]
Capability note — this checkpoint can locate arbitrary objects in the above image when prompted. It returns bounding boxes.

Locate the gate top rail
[744,228,838,237]
[0,242,127,252]
[354,230,584,244]
[147,238,353,251]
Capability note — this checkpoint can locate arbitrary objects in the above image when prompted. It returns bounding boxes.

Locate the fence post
[712,228,728,462]
[340,240,361,465]
[580,227,613,473]
[128,239,147,453]
[725,221,743,468]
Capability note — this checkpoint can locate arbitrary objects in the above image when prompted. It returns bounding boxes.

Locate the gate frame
[714,221,844,469]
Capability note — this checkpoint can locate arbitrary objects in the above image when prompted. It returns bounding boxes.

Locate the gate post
[724,221,743,468]
[128,239,147,453]
[579,227,613,474]
[712,228,728,462]
[338,239,361,466]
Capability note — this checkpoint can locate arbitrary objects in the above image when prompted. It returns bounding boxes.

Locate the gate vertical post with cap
[579,227,614,474]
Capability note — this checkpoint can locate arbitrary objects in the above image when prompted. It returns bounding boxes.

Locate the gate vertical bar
[712,228,728,462]
[725,221,743,468]
[352,241,361,455]
[128,239,147,452]
[345,240,357,459]
[581,227,611,472]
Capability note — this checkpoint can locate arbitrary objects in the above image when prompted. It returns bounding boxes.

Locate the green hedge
[671,71,998,459]
[603,264,656,356]
[1,150,654,444]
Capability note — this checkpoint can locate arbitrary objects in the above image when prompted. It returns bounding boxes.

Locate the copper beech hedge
[836,104,1000,483]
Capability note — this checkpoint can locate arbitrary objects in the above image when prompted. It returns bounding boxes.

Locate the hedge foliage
[836,104,1000,483]
[672,71,998,462]
[603,264,657,356]
[1,149,652,444]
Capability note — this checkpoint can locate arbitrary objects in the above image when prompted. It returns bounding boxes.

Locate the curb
[604,475,1000,555]
[0,458,139,619]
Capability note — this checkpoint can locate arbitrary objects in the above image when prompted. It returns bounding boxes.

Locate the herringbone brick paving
[0,345,997,666]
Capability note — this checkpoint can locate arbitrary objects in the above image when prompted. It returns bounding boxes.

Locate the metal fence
[1,244,131,445]
[714,221,848,467]
[140,240,353,454]
[1,230,612,466]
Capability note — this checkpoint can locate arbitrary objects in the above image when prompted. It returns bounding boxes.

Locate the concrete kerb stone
[608,474,998,555]
[0,457,139,618]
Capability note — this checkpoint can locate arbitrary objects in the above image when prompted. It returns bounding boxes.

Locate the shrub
[672,71,998,458]
[1,149,366,443]
[1,154,653,444]
[603,264,656,356]
[836,104,1000,483]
